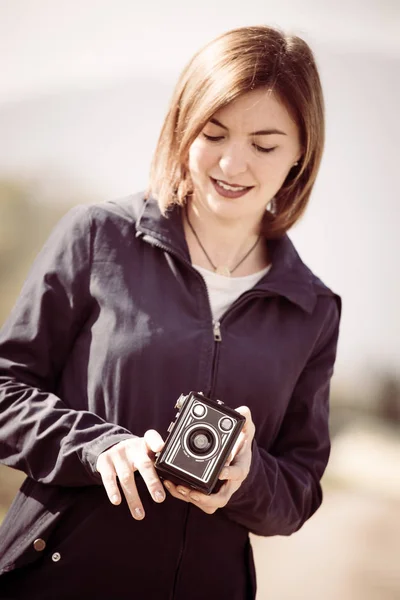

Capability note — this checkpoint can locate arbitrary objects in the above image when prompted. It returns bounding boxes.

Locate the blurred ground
[252,420,400,599]
[252,489,400,600]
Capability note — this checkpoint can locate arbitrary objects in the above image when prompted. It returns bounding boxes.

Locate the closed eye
[203,133,224,142]
[253,144,276,154]
[203,133,276,154]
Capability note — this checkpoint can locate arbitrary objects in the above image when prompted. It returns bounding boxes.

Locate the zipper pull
[213,320,222,342]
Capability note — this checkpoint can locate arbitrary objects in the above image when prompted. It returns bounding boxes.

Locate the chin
[206,198,251,223]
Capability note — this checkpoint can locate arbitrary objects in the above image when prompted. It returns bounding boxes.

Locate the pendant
[215,265,231,277]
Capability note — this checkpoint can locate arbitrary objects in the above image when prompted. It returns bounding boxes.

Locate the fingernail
[111,494,120,504]
[221,469,229,480]
[164,481,171,490]
[155,490,165,502]
[134,507,144,519]
[190,494,200,502]
[178,488,187,496]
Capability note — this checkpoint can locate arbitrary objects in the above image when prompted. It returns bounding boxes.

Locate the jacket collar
[136,194,332,314]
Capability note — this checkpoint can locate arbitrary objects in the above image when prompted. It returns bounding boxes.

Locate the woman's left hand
[164,406,255,514]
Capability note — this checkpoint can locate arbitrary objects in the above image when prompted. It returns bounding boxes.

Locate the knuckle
[126,497,138,510]
[119,472,133,486]
[146,477,161,490]
[125,438,141,454]
[138,456,153,470]
[108,442,124,455]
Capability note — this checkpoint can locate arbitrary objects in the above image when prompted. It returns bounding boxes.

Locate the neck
[183,198,268,276]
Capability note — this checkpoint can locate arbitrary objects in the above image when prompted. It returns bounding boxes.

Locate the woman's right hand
[96,430,166,520]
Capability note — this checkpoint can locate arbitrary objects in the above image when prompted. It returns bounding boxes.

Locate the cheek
[188,142,216,178]
[257,156,294,188]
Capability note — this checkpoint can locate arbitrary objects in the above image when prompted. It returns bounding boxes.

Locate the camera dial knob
[193,404,206,417]
[220,418,233,432]
[175,394,187,409]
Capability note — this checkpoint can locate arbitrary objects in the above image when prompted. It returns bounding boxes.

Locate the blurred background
[0,1,399,598]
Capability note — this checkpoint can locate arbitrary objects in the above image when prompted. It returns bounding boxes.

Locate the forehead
[211,88,298,135]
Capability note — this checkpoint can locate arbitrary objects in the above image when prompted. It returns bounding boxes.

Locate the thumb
[144,429,165,453]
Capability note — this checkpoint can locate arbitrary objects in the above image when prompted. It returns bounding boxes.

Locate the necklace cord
[184,203,261,276]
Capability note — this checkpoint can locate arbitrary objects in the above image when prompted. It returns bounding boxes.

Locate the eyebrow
[209,118,287,136]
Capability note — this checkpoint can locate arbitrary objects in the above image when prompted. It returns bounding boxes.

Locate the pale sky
[0,0,399,104]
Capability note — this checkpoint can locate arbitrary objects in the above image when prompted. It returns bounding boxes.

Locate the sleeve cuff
[82,433,137,482]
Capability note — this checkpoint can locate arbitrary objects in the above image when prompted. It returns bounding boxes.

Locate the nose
[219,142,248,179]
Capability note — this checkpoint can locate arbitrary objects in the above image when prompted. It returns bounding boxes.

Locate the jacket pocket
[0,478,80,575]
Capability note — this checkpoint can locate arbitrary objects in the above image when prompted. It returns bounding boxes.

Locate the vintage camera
[155,391,245,495]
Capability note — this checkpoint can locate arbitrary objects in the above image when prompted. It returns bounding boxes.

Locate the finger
[143,429,165,454]
[189,483,231,513]
[164,481,190,503]
[166,481,232,514]
[134,444,166,504]
[229,431,247,463]
[176,485,191,499]
[234,406,255,437]
[96,454,121,505]
[113,454,145,520]
[219,461,248,482]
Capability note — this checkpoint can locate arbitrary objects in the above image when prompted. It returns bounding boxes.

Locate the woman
[0,25,341,599]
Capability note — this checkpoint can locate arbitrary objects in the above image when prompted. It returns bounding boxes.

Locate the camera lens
[188,428,215,455]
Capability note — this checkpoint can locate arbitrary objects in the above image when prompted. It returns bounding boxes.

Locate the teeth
[216,180,248,192]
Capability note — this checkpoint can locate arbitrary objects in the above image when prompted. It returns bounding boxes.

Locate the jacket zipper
[139,233,273,398]
[140,233,225,390]
[140,233,272,598]
[208,320,222,397]
[140,234,216,600]
[213,320,222,342]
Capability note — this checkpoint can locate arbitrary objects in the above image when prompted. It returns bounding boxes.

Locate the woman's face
[188,88,302,226]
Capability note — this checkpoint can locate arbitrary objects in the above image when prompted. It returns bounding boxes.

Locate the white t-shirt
[193,264,271,322]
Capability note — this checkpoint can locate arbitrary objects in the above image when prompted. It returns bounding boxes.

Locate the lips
[210,177,253,199]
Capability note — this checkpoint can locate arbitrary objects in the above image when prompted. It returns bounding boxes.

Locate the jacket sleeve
[0,206,135,487]
[222,297,341,536]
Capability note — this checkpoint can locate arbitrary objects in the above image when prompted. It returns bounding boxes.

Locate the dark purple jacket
[0,193,341,599]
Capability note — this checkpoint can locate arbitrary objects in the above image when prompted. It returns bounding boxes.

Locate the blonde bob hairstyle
[148,25,325,238]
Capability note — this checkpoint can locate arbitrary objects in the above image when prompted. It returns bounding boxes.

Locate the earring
[266,198,275,212]
[293,161,299,166]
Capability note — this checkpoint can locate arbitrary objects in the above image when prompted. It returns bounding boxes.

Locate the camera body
[155,391,245,495]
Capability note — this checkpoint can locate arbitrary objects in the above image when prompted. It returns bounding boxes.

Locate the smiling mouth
[211,177,252,191]
[210,177,253,198]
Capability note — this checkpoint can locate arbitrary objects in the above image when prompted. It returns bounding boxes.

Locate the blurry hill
[0,177,93,514]
[0,178,93,323]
